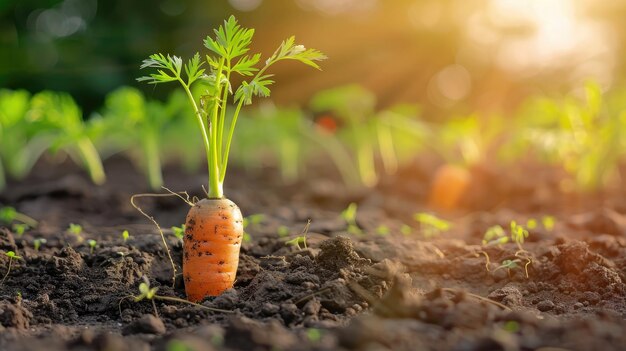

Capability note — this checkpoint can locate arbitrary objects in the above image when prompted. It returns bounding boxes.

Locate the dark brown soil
[0,157,625,351]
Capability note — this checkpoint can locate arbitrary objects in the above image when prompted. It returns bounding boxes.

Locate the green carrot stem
[76,137,106,185]
[179,80,212,193]
[217,69,231,165]
[208,59,225,199]
[142,130,163,190]
[220,99,244,183]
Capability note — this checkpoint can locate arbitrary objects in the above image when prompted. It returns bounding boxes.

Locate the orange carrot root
[183,198,243,302]
[428,164,471,211]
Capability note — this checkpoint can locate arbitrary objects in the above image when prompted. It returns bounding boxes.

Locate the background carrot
[183,198,243,301]
[428,164,471,211]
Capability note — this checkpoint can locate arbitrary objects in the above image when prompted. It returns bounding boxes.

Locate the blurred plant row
[1,82,625,198]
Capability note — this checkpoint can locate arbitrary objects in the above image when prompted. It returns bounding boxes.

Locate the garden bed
[0,157,625,351]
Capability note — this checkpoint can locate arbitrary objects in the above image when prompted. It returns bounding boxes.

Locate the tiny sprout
[376,225,390,236]
[341,203,362,235]
[68,223,83,235]
[482,225,508,246]
[243,214,265,229]
[119,276,233,318]
[1,250,22,285]
[171,225,185,240]
[286,236,307,250]
[400,224,412,236]
[510,221,529,247]
[87,239,97,254]
[122,230,130,243]
[67,223,84,243]
[414,212,451,238]
[503,320,520,333]
[526,218,538,230]
[494,259,521,277]
[277,225,290,237]
[242,232,252,243]
[0,206,38,228]
[12,224,28,237]
[542,216,555,231]
[306,328,323,342]
[33,238,47,251]
[285,219,311,250]
[137,280,158,301]
[166,340,193,351]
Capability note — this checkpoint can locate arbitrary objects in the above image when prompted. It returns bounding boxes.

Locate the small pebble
[537,300,555,312]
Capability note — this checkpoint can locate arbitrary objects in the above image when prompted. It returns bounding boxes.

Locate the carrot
[428,164,471,211]
[138,16,325,301]
[183,198,243,301]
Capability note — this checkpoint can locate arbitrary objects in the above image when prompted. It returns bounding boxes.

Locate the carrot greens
[138,16,326,198]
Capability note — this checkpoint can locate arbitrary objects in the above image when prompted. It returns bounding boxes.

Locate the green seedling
[171,224,185,241]
[400,224,412,236]
[242,214,265,243]
[67,223,85,243]
[122,230,130,243]
[306,328,323,343]
[341,202,362,235]
[494,259,521,278]
[28,91,106,185]
[414,212,451,238]
[482,225,508,246]
[376,225,390,236]
[119,277,233,318]
[0,90,53,191]
[0,206,38,228]
[285,219,311,251]
[243,214,265,229]
[12,223,28,237]
[1,251,22,285]
[481,221,532,278]
[33,238,47,251]
[87,239,97,254]
[277,225,289,237]
[96,87,183,190]
[510,221,529,249]
[542,216,555,231]
[503,320,520,333]
[526,218,538,230]
[138,15,325,199]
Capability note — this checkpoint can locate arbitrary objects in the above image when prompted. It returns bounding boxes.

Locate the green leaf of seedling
[400,224,412,236]
[376,225,390,236]
[5,251,21,259]
[286,236,307,251]
[503,320,520,333]
[12,223,28,237]
[171,225,185,240]
[542,216,555,231]
[277,225,290,237]
[341,203,358,223]
[122,230,130,242]
[0,207,17,223]
[137,281,158,301]
[68,223,83,235]
[33,238,46,251]
[306,328,322,342]
[510,221,529,245]
[483,225,506,245]
[526,218,537,230]
[242,232,252,243]
[243,214,265,229]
